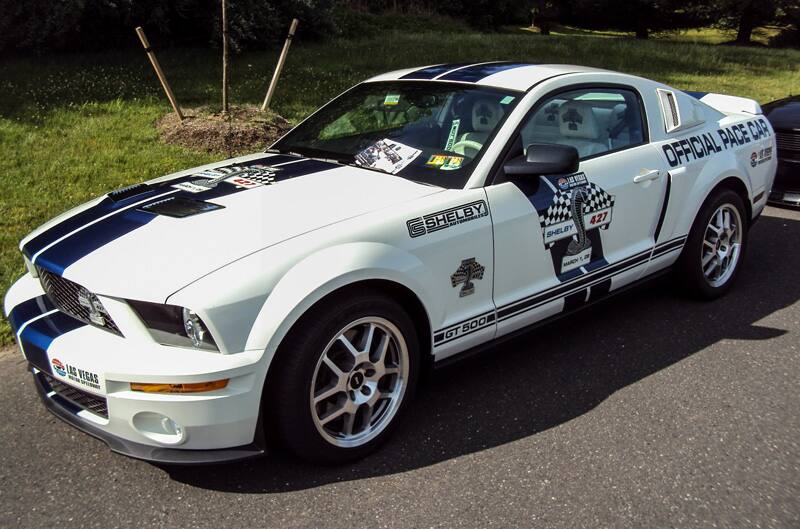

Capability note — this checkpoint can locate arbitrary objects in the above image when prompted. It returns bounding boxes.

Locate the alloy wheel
[310,317,409,448]
[701,203,743,288]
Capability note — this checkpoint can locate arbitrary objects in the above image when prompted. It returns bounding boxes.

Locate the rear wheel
[266,291,419,464]
[678,189,748,299]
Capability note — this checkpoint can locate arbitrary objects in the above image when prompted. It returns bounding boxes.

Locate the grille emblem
[77,287,108,326]
[37,267,121,334]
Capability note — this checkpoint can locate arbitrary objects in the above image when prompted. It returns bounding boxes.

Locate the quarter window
[519,87,646,159]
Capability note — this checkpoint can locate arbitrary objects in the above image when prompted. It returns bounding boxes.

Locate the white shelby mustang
[5,62,776,464]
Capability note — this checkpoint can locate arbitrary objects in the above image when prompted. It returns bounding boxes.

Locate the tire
[678,188,749,300]
[265,289,420,464]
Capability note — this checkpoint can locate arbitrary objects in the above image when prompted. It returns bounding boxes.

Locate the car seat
[558,101,607,158]
[607,103,631,149]
[520,101,564,150]
[453,98,504,157]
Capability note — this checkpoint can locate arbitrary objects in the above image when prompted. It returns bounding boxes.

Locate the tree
[0,0,336,54]
[446,0,529,31]
[564,0,713,39]
[715,0,778,44]
[530,0,559,35]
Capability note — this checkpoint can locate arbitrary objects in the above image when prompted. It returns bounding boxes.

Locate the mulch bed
[156,105,293,156]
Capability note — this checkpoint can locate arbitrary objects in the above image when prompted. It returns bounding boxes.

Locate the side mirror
[504,143,579,177]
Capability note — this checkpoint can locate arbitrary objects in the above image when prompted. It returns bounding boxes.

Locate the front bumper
[32,367,264,464]
[5,272,268,464]
[768,157,800,206]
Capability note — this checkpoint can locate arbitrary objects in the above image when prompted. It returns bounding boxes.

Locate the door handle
[633,169,661,183]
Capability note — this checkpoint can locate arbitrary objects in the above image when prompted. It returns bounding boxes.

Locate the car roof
[365,62,612,92]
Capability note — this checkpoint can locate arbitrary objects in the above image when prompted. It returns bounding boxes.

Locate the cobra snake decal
[566,187,591,256]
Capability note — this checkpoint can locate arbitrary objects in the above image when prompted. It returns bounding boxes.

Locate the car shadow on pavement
[162,211,798,493]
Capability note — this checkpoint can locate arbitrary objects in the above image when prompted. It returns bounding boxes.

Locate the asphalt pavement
[1,206,799,529]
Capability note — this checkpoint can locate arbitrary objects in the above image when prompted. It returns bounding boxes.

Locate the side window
[519,87,646,160]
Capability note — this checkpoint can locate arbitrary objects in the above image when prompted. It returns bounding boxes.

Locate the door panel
[487,86,667,337]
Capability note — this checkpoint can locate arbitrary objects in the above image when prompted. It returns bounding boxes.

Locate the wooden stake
[135,26,184,121]
[260,18,299,112]
[221,0,229,114]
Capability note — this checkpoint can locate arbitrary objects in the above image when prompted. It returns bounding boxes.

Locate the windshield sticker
[500,96,515,105]
[383,94,401,106]
[444,119,461,151]
[426,154,464,171]
[355,139,421,174]
[441,157,463,170]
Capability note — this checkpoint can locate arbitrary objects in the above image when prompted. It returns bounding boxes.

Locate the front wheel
[266,291,419,464]
[678,188,749,299]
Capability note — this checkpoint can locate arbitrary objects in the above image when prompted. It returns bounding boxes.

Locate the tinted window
[519,88,646,159]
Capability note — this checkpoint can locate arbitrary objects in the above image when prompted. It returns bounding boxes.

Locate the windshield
[272,81,521,188]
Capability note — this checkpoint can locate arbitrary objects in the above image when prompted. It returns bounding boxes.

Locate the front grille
[37,267,121,335]
[776,132,800,153]
[41,372,109,418]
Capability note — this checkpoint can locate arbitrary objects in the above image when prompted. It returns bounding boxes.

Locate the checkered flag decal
[235,165,279,185]
[540,191,573,228]
[584,182,614,212]
[539,183,614,229]
[192,164,280,186]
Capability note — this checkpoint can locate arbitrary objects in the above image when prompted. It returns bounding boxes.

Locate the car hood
[21,153,442,301]
[764,96,800,131]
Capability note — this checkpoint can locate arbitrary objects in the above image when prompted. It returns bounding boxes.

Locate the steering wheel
[451,139,483,156]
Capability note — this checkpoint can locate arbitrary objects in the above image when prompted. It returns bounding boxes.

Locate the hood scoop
[139,197,224,218]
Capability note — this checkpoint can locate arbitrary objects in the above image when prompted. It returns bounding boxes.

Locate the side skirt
[433,267,673,370]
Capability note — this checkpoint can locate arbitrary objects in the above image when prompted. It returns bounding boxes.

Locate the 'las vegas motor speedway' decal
[531,172,615,279]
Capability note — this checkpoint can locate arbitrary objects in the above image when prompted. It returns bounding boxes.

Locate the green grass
[514,24,783,46]
[656,26,782,46]
[1,31,798,344]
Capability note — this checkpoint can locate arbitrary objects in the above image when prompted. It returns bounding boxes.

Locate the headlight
[183,308,209,348]
[128,300,218,351]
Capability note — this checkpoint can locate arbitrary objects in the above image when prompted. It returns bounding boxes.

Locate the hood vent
[108,183,152,202]
[139,196,224,218]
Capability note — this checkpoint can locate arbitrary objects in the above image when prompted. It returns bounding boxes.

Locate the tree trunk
[540,20,551,35]
[736,4,756,44]
[221,0,229,114]
[532,1,551,35]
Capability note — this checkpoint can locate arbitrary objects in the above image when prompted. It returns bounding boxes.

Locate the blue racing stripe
[32,157,339,274]
[23,343,53,375]
[192,158,337,201]
[684,91,709,100]
[22,187,175,259]
[439,62,532,83]
[7,295,55,333]
[35,208,156,275]
[19,311,87,372]
[399,63,473,80]
[21,154,295,259]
